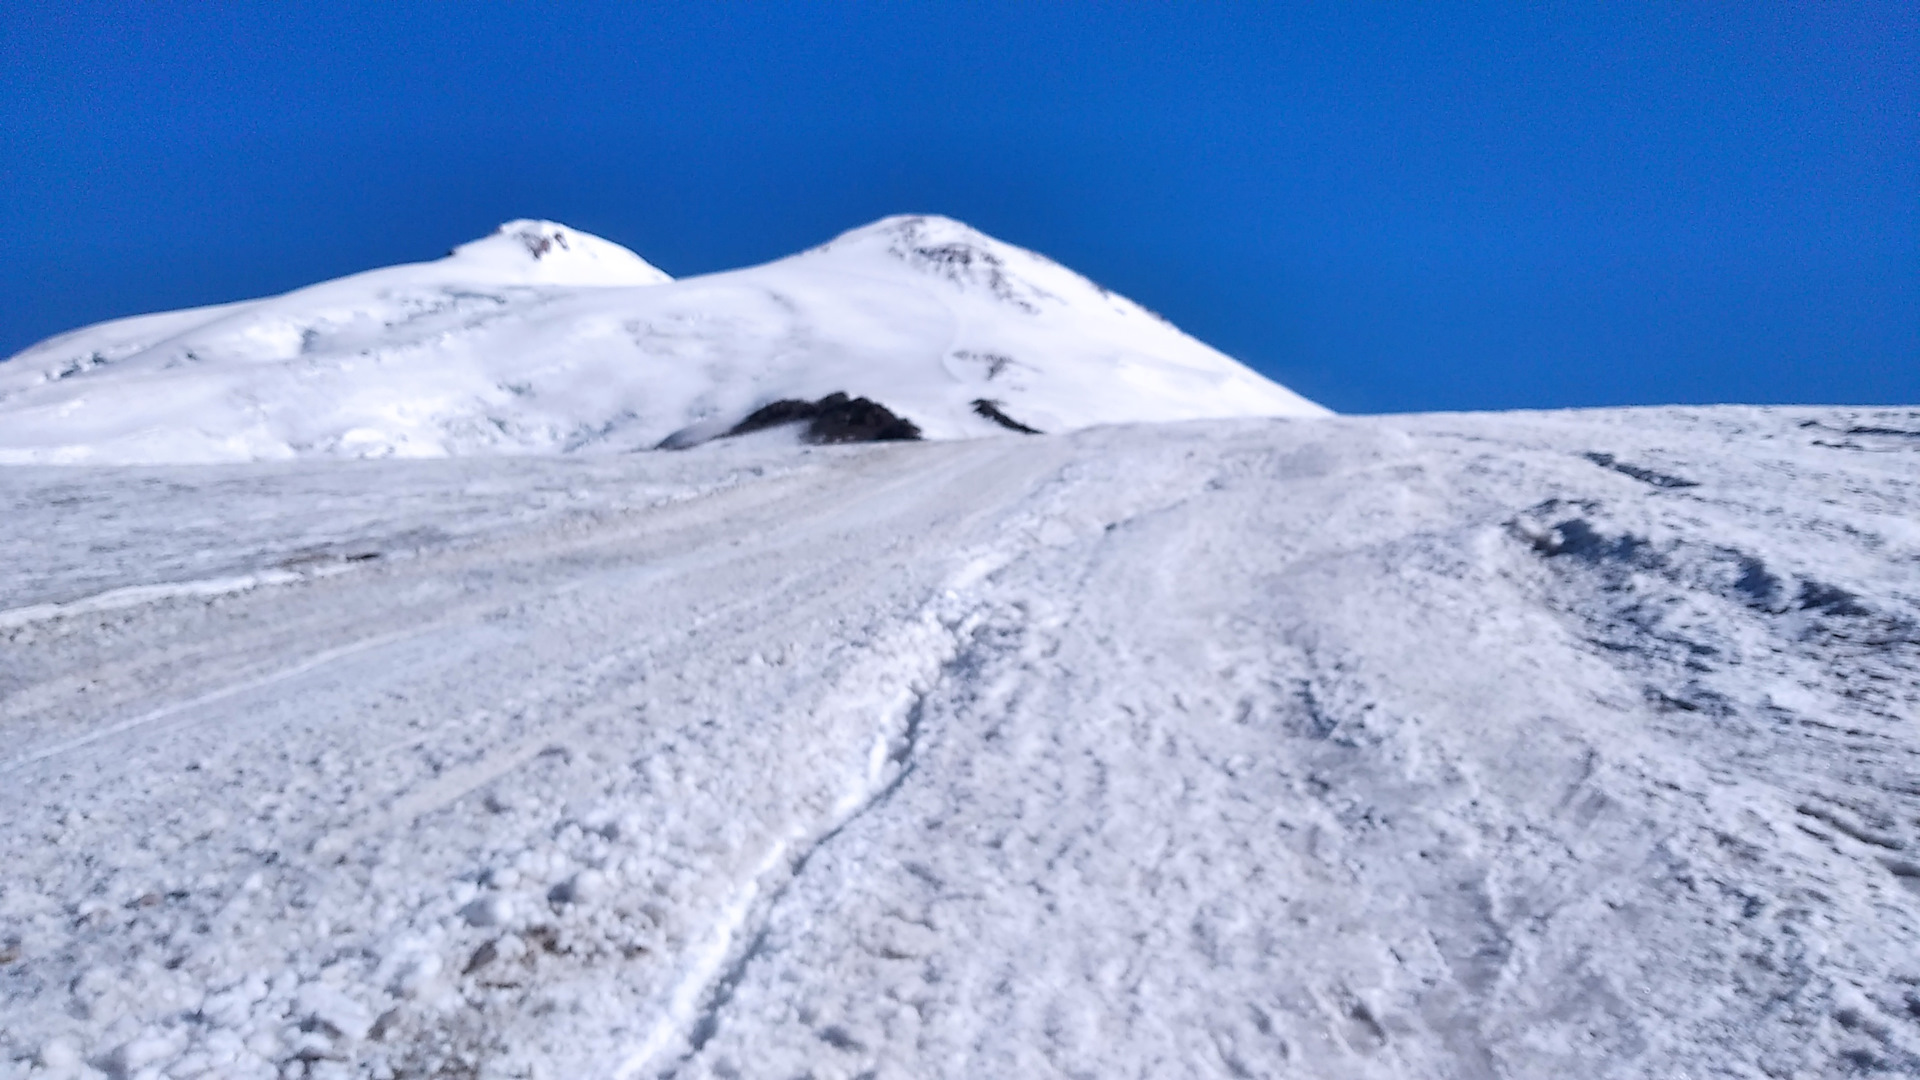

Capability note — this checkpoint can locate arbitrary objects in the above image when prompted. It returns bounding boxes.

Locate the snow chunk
[459,895,513,928]
[294,983,373,1042]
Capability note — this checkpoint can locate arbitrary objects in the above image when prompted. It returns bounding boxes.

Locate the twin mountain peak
[0,215,1328,464]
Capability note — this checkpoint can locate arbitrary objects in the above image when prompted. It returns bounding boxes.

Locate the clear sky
[4,3,1914,413]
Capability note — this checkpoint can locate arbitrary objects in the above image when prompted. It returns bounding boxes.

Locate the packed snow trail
[3,407,1918,1078]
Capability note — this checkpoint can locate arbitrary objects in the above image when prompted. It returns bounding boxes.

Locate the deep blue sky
[4,4,1915,412]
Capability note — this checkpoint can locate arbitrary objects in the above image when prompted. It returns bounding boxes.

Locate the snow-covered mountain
[0,216,1326,464]
[12,212,1915,1080]
[3,406,1917,1078]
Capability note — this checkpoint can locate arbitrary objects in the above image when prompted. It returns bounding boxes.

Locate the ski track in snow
[2,407,1919,1079]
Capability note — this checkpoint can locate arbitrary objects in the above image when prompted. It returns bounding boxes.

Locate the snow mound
[444,219,674,287]
[0,216,1326,464]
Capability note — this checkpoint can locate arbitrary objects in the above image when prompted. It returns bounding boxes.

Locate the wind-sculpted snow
[2,406,1918,1078]
[0,216,1324,465]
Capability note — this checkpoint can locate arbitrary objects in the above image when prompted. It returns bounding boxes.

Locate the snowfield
[0,216,1323,465]
[2,405,1918,1078]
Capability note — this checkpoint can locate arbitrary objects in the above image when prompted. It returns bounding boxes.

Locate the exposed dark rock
[729,398,824,437]
[884,218,1047,312]
[952,349,1016,380]
[727,392,922,445]
[1583,451,1699,489]
[808,394,923,443]
[463,940,498,975]
[971,398,1042,434]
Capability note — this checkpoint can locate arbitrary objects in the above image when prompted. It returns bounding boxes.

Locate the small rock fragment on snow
[464,939,499,974]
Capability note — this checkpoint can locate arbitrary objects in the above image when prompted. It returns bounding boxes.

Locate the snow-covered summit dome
[804,214,1100,315]
[443,220,672,286]
[810,213,1008,258]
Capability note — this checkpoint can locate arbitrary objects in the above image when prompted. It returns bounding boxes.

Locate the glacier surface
[2,406,1918,1078]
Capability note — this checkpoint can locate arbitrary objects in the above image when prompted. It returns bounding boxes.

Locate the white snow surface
[0,216,1325,465]
[3,405,1918,1079]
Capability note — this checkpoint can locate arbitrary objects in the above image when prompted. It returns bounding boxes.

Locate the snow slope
[0,217,1325,464]
[3,406,1918,1078]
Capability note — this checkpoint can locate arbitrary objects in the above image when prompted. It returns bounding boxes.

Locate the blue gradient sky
[4,3,1914,412]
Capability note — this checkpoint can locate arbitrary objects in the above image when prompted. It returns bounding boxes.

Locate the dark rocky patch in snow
[728,392,923,444]
[950,350,1017,381]
[1515,501,1904,637]
[724,399,821,437]
[970,398,1042,434]
[1793,415,1920,453]
[1582,450,1699,488]
[879,216,1055,313]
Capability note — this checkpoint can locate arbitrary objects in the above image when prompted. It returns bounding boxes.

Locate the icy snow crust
[0,216,1325,465]
[3,406,1918,1078]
